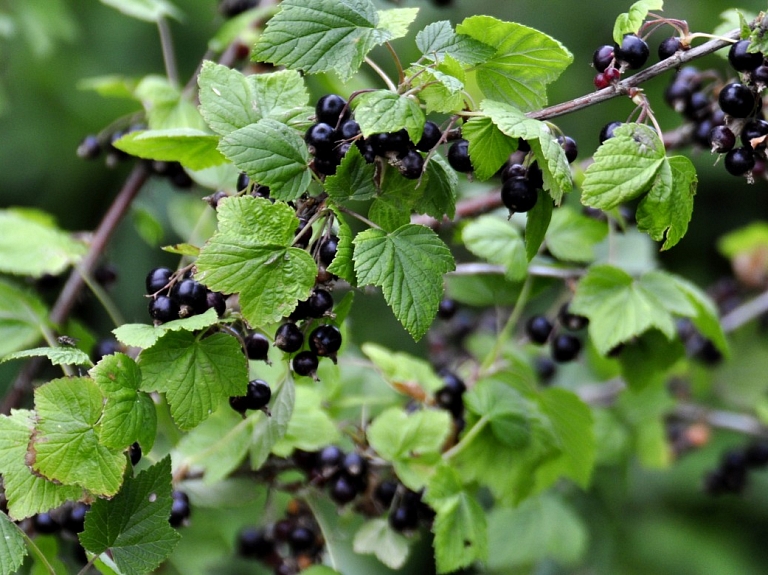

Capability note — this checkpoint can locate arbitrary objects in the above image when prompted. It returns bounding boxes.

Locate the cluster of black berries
[218,0,259,18]
[237,499,323,575]
[592,33,652,89]
[526,303,587,368]
[293,445,369,505]
[433,370,467,431]
[305,93,443,180]
[704,441,768,496]
[145,267,227,324]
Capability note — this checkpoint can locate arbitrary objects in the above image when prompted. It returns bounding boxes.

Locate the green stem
[79,269,125,328]
[480,274,534,374]
[384,41,405,86]
[17,526,58,575]
[335,205,383,231]
[157,18,179,87]
[443,415,489,460]
[38,325,73,377]
[303,492,339,571]
[364,56,397,92]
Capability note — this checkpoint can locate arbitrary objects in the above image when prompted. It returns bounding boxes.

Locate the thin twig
[720,289,768,332]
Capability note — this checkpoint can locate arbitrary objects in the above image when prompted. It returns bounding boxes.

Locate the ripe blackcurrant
[237,171,250,191]
[146,267,172,294]
[288,526,316,553]
[307,289,334,318]
[317,445,344,477]
[599,121,622,144]
[313,156,339,176]
[398,149,425,179]
[318,235,338,267]
[308,325,342,357]
[169,490,191,527]
[207,291,227,317]
[339,119,361,140]
[447,139,472,172]
[557,135,578,163]
[292,351,319,377]
[551,334,582,362]
[315,94,349,126]
[388,505,418,532]
[526,315,553,344]
[368,130,409,155]
[274,323,303,353]
[724,146,756,176]
[709,125,736,154]
[62,503,89,535]
[501,162,527,182]
[684,92,710,121]
[416,121,442,151]
[740,119,768,149]
[615,33,649,69]
[592,45,614,72]
[305,123,337,155]
[729,40,763,72]
[241,379,272,411]
[559,303,589,331]
[244,332,270,361]
[237,527,275,559]
[341,452,368,483]
[33,512,60,534]
[329,475,358,504]
[752,65,768,87]
[172,279,208,315]
[437,298,457,319]
[658,37,684,61]
[374,480,398,507]
[129,441,142,465]
[534,356,557,383]
[148,295,179,323]
[501,177,538,213]
[718,83,758,118]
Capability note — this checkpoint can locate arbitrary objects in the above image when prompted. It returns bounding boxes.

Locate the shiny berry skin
[148,295,179,323]
[437,298,457,319]
[416,121,442,151]
[752,65,768,86]
[244,332,270,361]
[307,289,334,317]
[339,119,361,140]
[369,130,409,155]
[318,445,344,476]
[599,121,622,144]
[440,370,466,395]
[292,351,319,377]
[729,40,763,72]
[501,162,527,182]
[207,291,227,317]
[501,177,538,213]
[593,45,614,72]
[341,452,368,482]
[658,37,684,61]
[318,235,338,267]
[330,475,358,504]
[237,527,275,559]
[316,94,348,125]
[288,526,316,553]
[237,171,250,191]
[92,338,121,363]
[172,279,208,314]
[389,505,418,532]
[593,72,609,90]
[313,156,339,176]
[604,67,621,83]
[398,149,425,179]
[146,267,172,294]
[724,146,756,176]
[557,135,578,163]
[77,135,101,159]
[615,33,649,69]
[308,325,342,357]
[274,323,303,353]
[551,334,582,363]
[559,303,589,331]
[526,315,553,344]
[447,139,472,172]
[238,379,272,411]
[169,490,191,527]
[718,83,757,118]
[740,119,768,149]
[709,125,736,153]
[305,123,337,154]
[129,441,142,465]
[374,480,398,507]
[435,384,464,418]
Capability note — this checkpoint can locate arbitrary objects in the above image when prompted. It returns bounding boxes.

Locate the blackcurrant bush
[592,45,614,72]
[77,135,101,159]
[148,295,179,323]
[718,83,758,118]
[729,40,763,72]
[244,332,270,361]
[275,323,304,353]
[307,289,334,318]
[92,338,121,363]
[237,527,275,559]
[305,123,337,155]
[292,351,319,377]
[169,490,191,527]
[501,177,538,213]
[318,235,338,267]
[559,303,589,331]
[129,441,142,465]
[557,135,578,163]
[146,267,172,294]
[437,298,457,320]
[339,119,361,140]
[315,94,349,126]
[740,119,768,149]
[447,139,472,172]
[724,146,756,176]
[172,279,208,315]
[599,121,623,144]
[615,33,649,69]
[33,512,60,534]
[658,37,684,61]
[709,125,736,153]
[308,325,342,357]
[288,526,316,553]
[551,334,582,363]
[329,475,358,504]
[416,121,442,152]
[526,315,553,344]
[398,149,425,179]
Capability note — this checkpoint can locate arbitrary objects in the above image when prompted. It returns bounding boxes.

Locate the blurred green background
[3,1,768,574]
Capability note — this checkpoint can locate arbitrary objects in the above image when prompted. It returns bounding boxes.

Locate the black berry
[169,490,191,527]
[246,379,272,410]
[437,298,457,320]
[416,121,442,152]
[368,130,409,155]
[329,475,358,504]
[526,315,553,344]
[592,45,614,72]
[558,303,589,331]
[207,291,227,317]
[729,40,763,72]
[33,512,60,534]
[315,94,348,126]
[740,119,768,149]
[288,526,316,553]
[709,125,736,153]
[146,267,172,294]
[92,338,121,363]
[237,527,275,559]
[307,289,334,318]
[724,146,756,176]
[398,149,425,179]
[615,33,649,69]
[305,123,337,154]
[148,295,179,323]
[599,121,622,144]
[292,351,319,377]
[62,503,89,535]
[339,119,361,140]
[244,332,270,361]
[501,177,538,213]
[658,37,684,61]
[551,334,582,362]
[557,135,578,163]
[129,441,142,465]
[275,323,304,353]
[318,235,338,267]
[447,139,473,172]
[374,480,398,507]
[308,325,342,357]
[718,83,758,118]
[388,505,418,532]
[172,279,208,315]
[237,172,250,191]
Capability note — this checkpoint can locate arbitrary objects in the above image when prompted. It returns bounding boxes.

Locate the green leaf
[98,0,182,22]
[0,279,50,357]
[0,209,86,277]
[353,224,454,340]
[79,457,181,575]
[0,410,82,520]
[196,199,317,327]
[416,154,458,220]
[613,0,664,45]
[250,376,295,469]
[352,91,425,145]
[134,76,206,131]
[272,386,340,456]
[198,62,308,136]
[636,155,697,250]
[618,329,686,389]
[0,512,26,575]
[407,58,465,115]
[524,190,553,261]
[369,176,421,232]
[462,216,527,281]
[581,123,666,210]
[416,20,496,66]
[133,207,165,247]
[77,75,139,99]
[668,275,729,357]
[251,0,398,81]
[112,308,220,350]
[464,379,534,449]
[218,118,310,201]
[545,206,608,263]
[325,145,378,202]
[175,407,251,484]
[718,221,768,259]
[113,129,226,170]
[362,342,445,395]
[138,331,248,430]
[457,16,573,111]
[91,353,156,451]
[326,210,356,285]
[425,465,488,574]
[367,407,451,490]
[0,346,92,368]
[376,7,419,39]
[487,494,587,569]
[353,518,410,570]
[462,116,517,181]
[32,378,126,496]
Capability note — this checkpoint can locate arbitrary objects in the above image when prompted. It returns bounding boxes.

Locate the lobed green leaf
[613,0,664,45]
[353,519,410,570]
[0,513,26,575]
[0,279,50,357]
[416,20,496,66]
[462,216,527,281]
[113,129,226,170]
[462,116,517,181]
[352,90,425,144]
[0,346,92,368]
